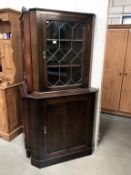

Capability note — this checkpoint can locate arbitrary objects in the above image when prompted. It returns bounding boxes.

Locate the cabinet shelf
[0,39,11,40]
[48,64,81,68]
[47,39,83,42]
[48,70,66,77]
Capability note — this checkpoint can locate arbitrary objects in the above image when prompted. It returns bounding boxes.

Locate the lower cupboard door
[45,94,95,158]
[46,103,67,156]
[67,95,95,150]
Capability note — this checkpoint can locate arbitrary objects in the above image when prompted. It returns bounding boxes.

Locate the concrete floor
[0,113,131,175]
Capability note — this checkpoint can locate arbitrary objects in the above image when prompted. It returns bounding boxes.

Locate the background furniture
[102,25,131,117]
[20,8,97,168]
[0,9,23,141]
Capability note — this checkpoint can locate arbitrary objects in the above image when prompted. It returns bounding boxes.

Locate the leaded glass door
[44,18,85,88]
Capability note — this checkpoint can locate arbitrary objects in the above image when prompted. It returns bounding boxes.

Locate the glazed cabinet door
[102,29,128,111]
[30,11,94,91]
[43,13,93,90]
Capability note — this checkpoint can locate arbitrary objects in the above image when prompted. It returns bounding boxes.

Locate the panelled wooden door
[67,100,89,148]
[67,97,94,148]
[119,30,131,113]
[46,103,67,154]
[102,29,128,110]
[6,87,20,131]
[45,94,95,157]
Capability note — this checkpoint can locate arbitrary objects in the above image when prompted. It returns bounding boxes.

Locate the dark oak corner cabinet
[20,8,98,168]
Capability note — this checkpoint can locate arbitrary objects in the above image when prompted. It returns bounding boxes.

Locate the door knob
[43,126,47,134]
[119,73,122,76]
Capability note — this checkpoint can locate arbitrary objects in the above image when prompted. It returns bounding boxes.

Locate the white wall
[0,0,109,149]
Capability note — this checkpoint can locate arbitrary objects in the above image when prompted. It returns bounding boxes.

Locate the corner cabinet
[20,8,98,168]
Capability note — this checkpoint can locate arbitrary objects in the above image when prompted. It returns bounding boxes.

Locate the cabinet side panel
[9,13,23,83]
[30,11,40,91]
[22,13,33,93]
[30,11,44,91]
[5,86,22,131]
[23,98,31,154]
[82,16,95,87]
[0,90,8,132]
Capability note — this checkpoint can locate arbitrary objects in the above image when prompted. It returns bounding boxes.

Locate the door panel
[102,29,128,110]
[6,87,21,131]
[66,100,89,148]
[45,94,95,157]
[102,70,123,110]
[119,31,131,113]
[47,104,67,153]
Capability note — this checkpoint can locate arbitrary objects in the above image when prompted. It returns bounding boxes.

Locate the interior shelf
[0,39,11,40]
[48,64,81,68]
[48,71,66,77]
[47,39,83,42]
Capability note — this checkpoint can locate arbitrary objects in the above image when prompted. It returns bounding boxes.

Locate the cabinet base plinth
[102,109,131,118]
[0,126,23,141]
[31,148,93,168]
[26,149,31,158]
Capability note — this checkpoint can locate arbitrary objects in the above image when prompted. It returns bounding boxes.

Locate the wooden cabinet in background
[102,25,131,117]
[0,85,22,140]
[0,9,23,141]
[20,8,98,168]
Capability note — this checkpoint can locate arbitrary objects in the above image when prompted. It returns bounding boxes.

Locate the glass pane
[73,23,84,39]
[72,67,82,83]
[46,20,85,87]
[60,67,71,84]
[48,67,59,85]
[60,41,71,54]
